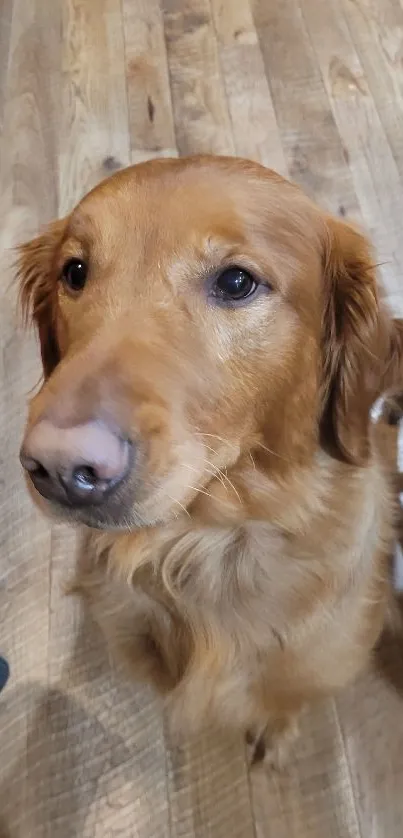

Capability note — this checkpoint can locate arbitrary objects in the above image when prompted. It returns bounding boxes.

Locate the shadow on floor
[0,608,143,838]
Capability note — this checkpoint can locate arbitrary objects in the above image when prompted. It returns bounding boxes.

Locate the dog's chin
[31,490,177,532]
[34,500,146,531]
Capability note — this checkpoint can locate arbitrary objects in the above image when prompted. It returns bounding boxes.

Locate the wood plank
[58,0,131,214]
[165,731,255,838]
[1,0,61,225]
[122,0,177,163]
[250,700,363,838]
[251,0,361,217]
[2,2,403,836]
[301,0,403,307]
[161,0,235,155]
[341,0,403,181]
[0,2,61,835]
[42,530,171,838]
[0,0,13,135]
[334,649,403,838]
[210,0,287,173]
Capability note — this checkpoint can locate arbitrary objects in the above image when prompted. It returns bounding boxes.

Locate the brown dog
[17,156,403,765]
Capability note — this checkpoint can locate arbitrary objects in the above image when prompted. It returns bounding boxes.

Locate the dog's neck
[90,447,385,605]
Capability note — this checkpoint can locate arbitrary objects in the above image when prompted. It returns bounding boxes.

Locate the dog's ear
[17,219,66,378]
[321,217,403,465]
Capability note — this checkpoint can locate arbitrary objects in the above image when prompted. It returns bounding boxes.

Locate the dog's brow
[67,205,106,244]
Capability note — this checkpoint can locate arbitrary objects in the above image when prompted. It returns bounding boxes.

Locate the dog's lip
[35,489,146,531]
[38,501,133,531]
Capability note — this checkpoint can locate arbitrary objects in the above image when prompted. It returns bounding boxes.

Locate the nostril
[32,463,50,480]
[20,452,50,481]
[71,465,99,492]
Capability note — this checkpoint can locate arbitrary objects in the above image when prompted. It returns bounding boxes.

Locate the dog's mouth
[26,460,197,532]
[21,427,189,530]
[22,437,144,529]
[27,477,141,530]
[23,422,238,531]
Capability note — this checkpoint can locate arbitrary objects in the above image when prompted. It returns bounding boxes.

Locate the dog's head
[17,156,402,529]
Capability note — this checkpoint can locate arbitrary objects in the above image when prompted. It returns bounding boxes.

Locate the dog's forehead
[67,160,288,252]
[64,161,323,289]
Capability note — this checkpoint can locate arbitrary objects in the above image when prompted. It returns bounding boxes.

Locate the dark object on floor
[0,656,9,692]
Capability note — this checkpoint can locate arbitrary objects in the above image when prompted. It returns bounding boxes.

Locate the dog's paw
[263,718,299,771]
[245,716,299,772]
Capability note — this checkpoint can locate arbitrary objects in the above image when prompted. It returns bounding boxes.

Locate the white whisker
[203,458,242,505]
[183,459,242,506]
[201,443,220,458]
[182,462,216,478]
[185,462,229,493]
[167,494,191,519]
[249,452,256,470]
[186,484,214,500]
[255,441,290,463]
[195,431,238,451]
[220,470,242,505]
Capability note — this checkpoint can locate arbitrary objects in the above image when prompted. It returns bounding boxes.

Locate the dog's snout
[20,419,131,508]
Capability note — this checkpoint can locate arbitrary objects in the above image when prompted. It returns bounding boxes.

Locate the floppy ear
[17,219,66,378]
[321,217,403,465]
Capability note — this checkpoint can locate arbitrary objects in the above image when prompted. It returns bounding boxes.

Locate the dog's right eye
[61,259,88,293]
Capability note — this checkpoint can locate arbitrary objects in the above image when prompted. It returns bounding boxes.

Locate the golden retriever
[17,156,403,766]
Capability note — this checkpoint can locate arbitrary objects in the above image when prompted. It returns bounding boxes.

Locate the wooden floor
[1,1,403,836]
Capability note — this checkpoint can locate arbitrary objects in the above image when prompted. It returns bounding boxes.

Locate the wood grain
[122,0,177,162]
[301,0,403,306]
[210,0,288,173]
[341,0,403,180]
[251,0,361,217]
[58,0,131,214]
[1,1,403,836]
[0,0,13,136]
[0,2,61,835]
[161,0,234,155]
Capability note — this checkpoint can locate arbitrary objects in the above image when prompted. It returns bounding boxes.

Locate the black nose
[21,457,119,506]
[20,419,131,508]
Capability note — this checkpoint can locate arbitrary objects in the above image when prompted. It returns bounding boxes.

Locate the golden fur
[17,156,403,763]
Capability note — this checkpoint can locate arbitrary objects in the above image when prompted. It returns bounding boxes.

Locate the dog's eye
[213,267,257,302]
[61,259,88,293]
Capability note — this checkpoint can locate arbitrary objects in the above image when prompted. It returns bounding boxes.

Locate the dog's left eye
[61,259,88,293]
[212,267,257,302]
